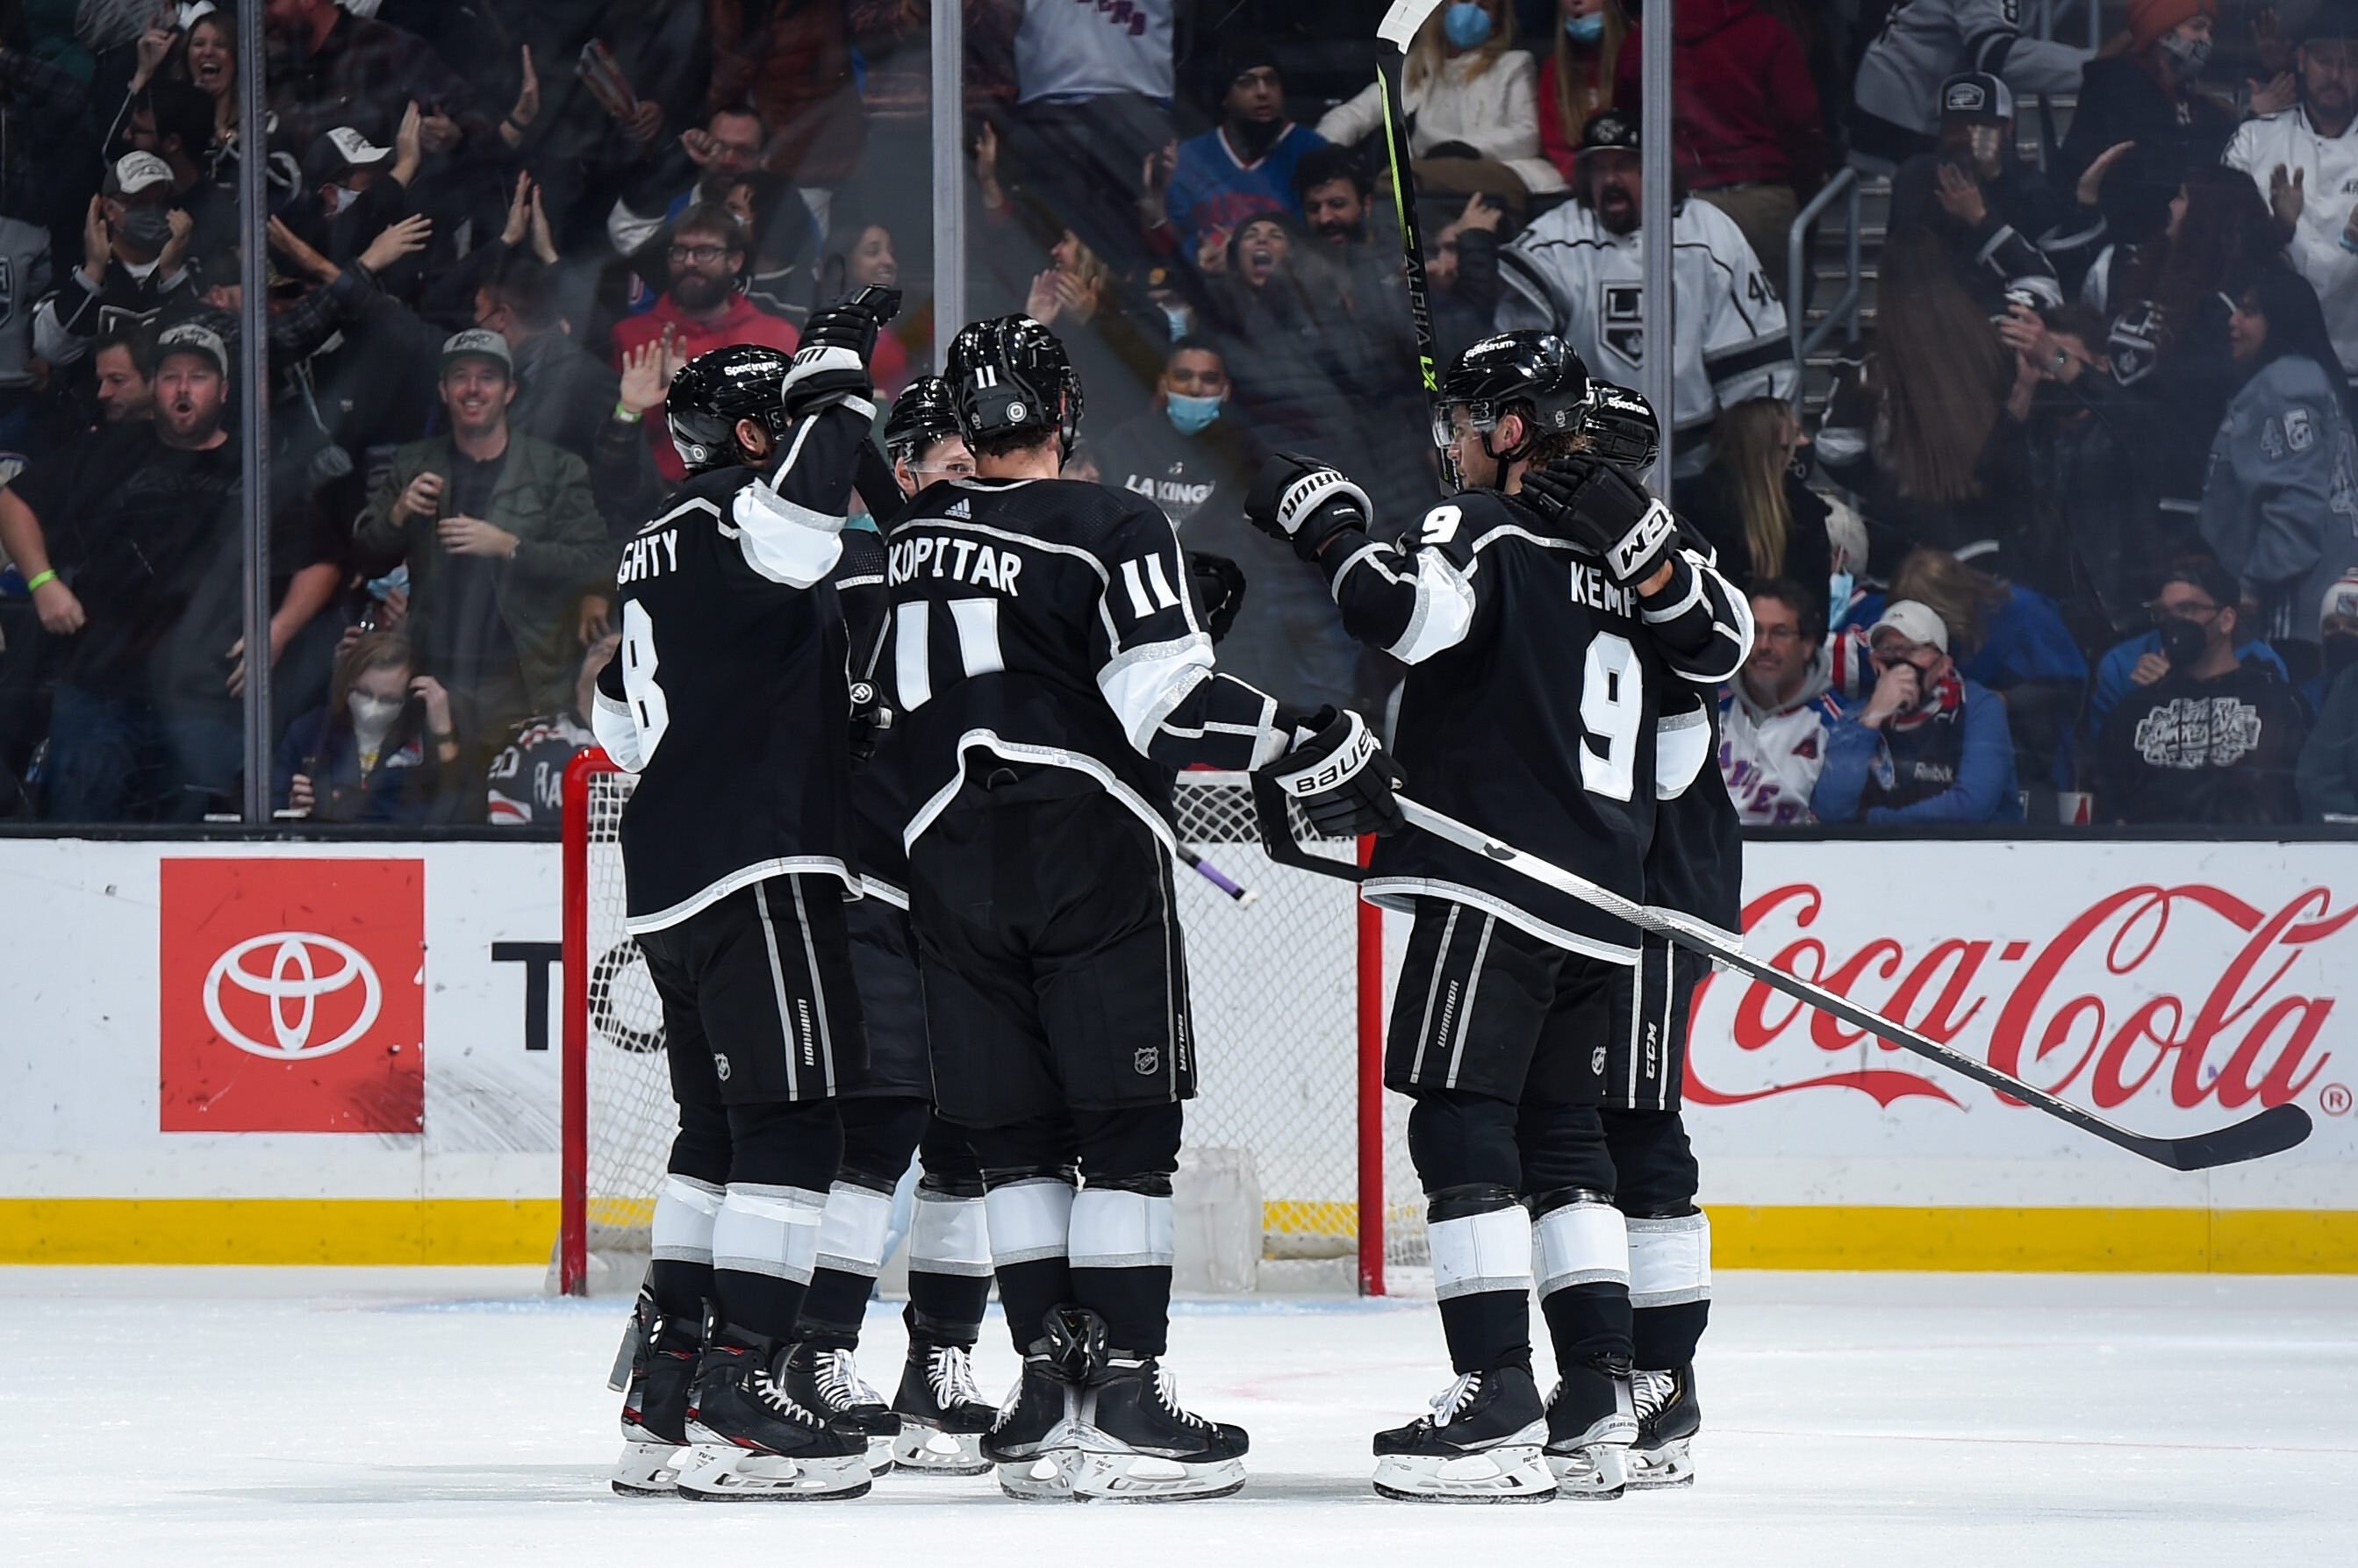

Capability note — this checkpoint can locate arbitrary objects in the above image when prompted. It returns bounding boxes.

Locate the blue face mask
[1166,390,1223,435]
[1564,11,1604,44]
[1827,572,1857,628]
[1444,2,1494,50]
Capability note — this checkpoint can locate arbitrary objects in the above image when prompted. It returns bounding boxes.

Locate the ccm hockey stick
[1391,797,2313,1172]
[1376,0,1450,490]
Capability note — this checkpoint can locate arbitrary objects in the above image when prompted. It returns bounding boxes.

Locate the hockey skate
[611,1295,702,1497]
[784,1345,901,1474]
[1064,1353,1250,1502]
[1372,1365,1555,1503]
[1544,1361,1638,1500]
[891,1343,998,1476]
[983,1348,1085,1500]
[1626,1364,1699,1489]
[675,1332,872,1500]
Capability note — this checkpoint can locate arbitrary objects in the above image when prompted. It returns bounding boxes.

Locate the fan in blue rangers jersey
[1243,331,1751,1504]
[588,297,894,1503]
[885,312,1401,1503]
[762,376,1001,1478]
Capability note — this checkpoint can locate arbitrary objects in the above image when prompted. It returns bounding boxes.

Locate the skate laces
[927,1345,984,1409]
[749,1363,824,1428]
[1150,1363,1208,1429]
[817,1350,884,1412]
[1631,1370,1676,1423]
[1424,1371,1483,1429]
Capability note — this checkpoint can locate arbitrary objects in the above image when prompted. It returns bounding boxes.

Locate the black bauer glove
[1243,451,1373,564]
[1519,455,1678,590]
[780,287,902,418]
[1188,550,1247,643]
[847,678,893,762]
[1256,705,1405,839]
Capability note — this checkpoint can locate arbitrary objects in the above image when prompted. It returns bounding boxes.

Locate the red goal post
[559,748,1419,1297]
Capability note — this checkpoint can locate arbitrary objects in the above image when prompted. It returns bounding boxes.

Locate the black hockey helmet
[1579,381,1662,476]
[945,314,1084,457]
[666,342,793,475]
[1432,331,1591,464]
[884,375,962,465]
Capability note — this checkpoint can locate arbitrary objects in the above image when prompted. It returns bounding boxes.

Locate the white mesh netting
[568,766,1426,1292]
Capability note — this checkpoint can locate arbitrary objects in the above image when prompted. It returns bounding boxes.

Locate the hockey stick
[1388,796,2313,1172]
[1376,0,1450,490]
[1179,847,1258,906]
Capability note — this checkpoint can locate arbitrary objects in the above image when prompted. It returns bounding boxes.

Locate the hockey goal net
[559,750,1424,1297]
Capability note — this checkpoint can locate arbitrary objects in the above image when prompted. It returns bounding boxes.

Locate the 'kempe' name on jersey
[617,528,680,585]
[1568,560,1636,619]
[889,533,1026,595]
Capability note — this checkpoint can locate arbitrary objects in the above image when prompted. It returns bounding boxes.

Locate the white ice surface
[4,1269,2354,1566]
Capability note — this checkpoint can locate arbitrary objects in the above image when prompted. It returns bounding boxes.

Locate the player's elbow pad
[1655,707,1712,798]
[591,691,648,773]
[731,481,846,589]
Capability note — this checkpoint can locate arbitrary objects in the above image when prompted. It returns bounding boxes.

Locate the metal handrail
[2039,0,2103,50]
[1787,167,1865,410]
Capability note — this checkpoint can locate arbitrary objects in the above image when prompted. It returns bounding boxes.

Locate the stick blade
[2149,1103,2314,1171]
[1379,0,1449,53]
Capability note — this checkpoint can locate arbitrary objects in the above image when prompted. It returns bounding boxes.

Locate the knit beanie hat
[2128,0,2215,53]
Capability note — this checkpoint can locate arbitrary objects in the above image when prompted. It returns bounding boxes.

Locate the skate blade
[610,1438,685,1497]
[1372,1445,1557,1503]
[1070,1450,1245,1502]
[993,1448,1084,1500]
[1625,1437,1695,1490]
[863,1432,900,1475]
[892,1421,993,1477]
[674,1444,872,1500]
[1545,1440,1631,1500]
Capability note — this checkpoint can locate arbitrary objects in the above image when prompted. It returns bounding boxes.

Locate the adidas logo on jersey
[945,498,971,519]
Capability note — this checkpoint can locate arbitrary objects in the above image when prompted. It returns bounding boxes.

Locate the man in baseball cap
[1810,596,2024,823]
[151,321,233,451]
[28,150,202,372]
[1887,68,2084,311]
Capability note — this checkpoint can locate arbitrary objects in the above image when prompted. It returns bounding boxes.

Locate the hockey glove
[1244,451,1373,564]
[1520,455,1677,589]
[1258,705,1405,838]
[848,679,893,762]
[1188,550,1247,644]
[780,291,898,417]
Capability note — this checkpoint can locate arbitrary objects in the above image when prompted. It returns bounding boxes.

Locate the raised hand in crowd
[499,46,540,150]
[1138,140,1176,227]
[527,182,557,265]
[132,11,178,91]
[2076,140,2134,208]
[158,209,194,277]
[394,101,426,185]
[1456,191,1505,234]
[680,125,725,168]
[500,170,534,248]
[1933,161,1987,229]
[79,195,113,285]
[392,470,446,525]
[617,329,682,417]
[419,106,462,157]
[2252,69,2296,116]
[2270,163,2304,231]
[1196,224,1231,276]
[359,213,434,276]
[412,676,455,743]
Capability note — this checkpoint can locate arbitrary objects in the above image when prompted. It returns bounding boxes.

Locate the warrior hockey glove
[1520,455,1677,589]
[1244,451,1374,564]
[780,290,899,417]
[1188,550,1247,643]
[1258,706,1405,838]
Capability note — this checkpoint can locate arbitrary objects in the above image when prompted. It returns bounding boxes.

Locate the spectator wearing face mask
[1851,0,2091,169]
[1681,397,1833,628]
[1719,578,1836,825]
[274,630,452,823]
[1810,598,2024,824]
[2054,1,2234,213]
[2293,573,2358,817]
[1539,0,1628,184]
[2200,263,2358,673]
[2100,558,2306,824]
[1887,73,2096,311]
[294,113,425,285]
[1151,36,1327,263]
[31,153,200,371]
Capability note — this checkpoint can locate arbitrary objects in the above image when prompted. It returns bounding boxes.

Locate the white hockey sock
[1627,1211,1711,1310]
[651,1173,724,1266]
[813,1180,894,1282]
[710,1182,825,1285]
[1532,1199,1630,1300]
[1069,1189,1176,1271]
[1429,1204,1532,1301]
[984,1176,1075,1267]
[910,1189,993,1280]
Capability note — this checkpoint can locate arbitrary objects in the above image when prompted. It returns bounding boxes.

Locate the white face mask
[324,185,358,217]
[348,691,402,733]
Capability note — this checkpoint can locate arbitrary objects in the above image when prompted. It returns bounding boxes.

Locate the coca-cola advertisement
[1688,843,2357,1199]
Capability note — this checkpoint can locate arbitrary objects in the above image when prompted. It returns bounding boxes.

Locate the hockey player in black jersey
[591,298,897,1502]
[885,314,1402,1501]
[1244,332,1750,1503]
[772,376,999,1477]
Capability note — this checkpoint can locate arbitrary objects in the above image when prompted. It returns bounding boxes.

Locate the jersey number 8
[620,600,671,763]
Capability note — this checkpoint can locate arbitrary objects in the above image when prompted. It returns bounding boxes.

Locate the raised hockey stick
[1376,0,1451,490]
[1387,796,2312,1172]
[1179,846,1258,906]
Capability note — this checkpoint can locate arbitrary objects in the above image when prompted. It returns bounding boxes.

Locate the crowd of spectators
[0,0,2350,833]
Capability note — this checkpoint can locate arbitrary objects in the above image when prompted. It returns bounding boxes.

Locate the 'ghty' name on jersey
[889,533,1027,595]
[617,529,679,585]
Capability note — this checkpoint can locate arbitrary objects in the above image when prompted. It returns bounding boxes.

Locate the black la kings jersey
[829,524,915,907]
[591,405,870,934]
[884,475,1298,848]
[1321,486,1750,961]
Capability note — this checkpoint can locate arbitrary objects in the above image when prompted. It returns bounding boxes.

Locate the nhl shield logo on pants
[1135,1046,1160,1076]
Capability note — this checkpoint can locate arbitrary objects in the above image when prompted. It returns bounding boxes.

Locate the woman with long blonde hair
[1540,0,1628,184]
[1685,397,1834,627]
